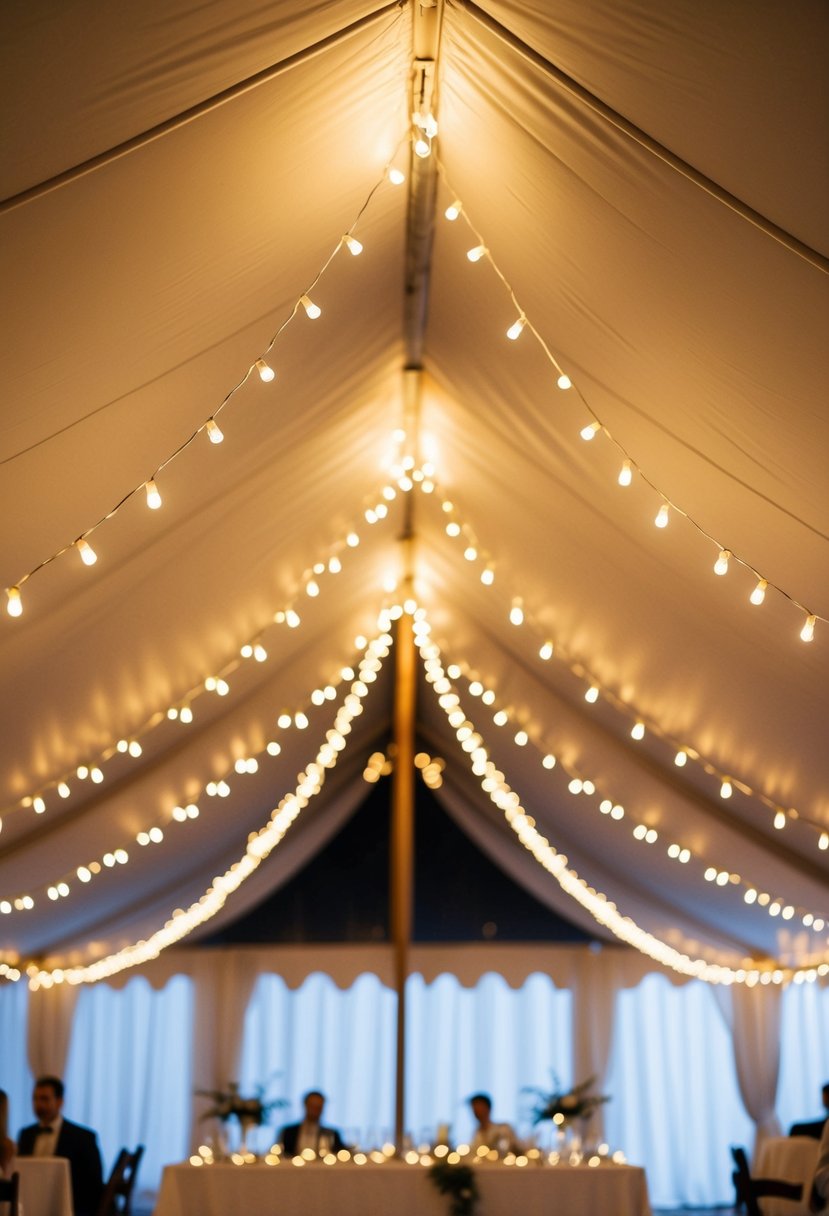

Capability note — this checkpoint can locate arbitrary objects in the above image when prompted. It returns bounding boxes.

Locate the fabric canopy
[1,0,827,985]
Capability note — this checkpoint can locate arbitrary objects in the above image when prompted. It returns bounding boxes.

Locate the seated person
[0,1089,15,1177]
[468,1093,522,1154]
[17,1075,103,1216]
[791,1082,829,1139]
[280,1090,345,1155]
[811,1116,829,1211]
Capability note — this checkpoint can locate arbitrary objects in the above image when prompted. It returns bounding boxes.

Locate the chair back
[96,1145,144,1216]
[0,1171,20,1216]
[730,1144,804,1216]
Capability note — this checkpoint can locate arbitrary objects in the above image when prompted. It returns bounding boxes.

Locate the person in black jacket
[790,1082,829,1140]
[280,1090,345,1156]
[17,1075,103,1216]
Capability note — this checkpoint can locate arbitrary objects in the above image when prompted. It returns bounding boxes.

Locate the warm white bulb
[343,235,363,256]
[179,706,193,723]
[618,461,632,487]
[6,586,22,617]
[388,167,405,185]
[145,479,162,509]
[255,358,275,382]
[580,421,601,441]
[414,137,431,159]
[556,373,571,390]
[655,503,670,528]
[631,722,645,740]
[506,316,526,341]
[585,685,599,703]
[466,245,487,263]
[773,810,786,830]
[714,549,731,576]
[800,613,816,642]
[205,419,224,444]
[819,833,829,851]
[305,579,319,597]
[509,599,524,626]
[539,641,553,661]
[76,538,97,566]
[749,578,768,605]
[480,567,494,586]
[674,750,687,767]
[445,200,461,221]
[300,294,321,319]
[720,780,732,798]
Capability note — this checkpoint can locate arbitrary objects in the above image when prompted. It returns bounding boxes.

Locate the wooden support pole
[391,604,416,1147]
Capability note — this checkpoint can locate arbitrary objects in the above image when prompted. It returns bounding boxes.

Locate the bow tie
[35,1126,55,1135]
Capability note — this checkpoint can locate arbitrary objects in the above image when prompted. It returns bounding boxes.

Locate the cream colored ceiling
[1,0,827,981]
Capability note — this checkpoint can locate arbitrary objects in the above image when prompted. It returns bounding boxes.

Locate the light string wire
[435,159,824,642]
[435,646,828,936]
[416,614,829,987]
[0,609,391,919]
[3,134,409,618]
[3,455,417,826]
[1,614,398,988]
[417,473,829,852]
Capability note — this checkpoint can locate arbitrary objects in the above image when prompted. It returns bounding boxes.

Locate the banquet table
[14,1158,74,1216]
[755,1136,819,1216]
[153,1158,651,1216]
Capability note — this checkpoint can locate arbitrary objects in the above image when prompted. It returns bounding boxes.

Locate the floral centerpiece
[196,1079,286,1153]
[429,1160,479,1216]
[525,1074,609,1129]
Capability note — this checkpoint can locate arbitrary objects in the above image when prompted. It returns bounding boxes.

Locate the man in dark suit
[790,1081,829,1140]
[18,1075,103,1216]
[280,1090,345,1156]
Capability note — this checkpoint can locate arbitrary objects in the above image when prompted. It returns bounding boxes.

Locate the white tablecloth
[14,1158,74,1216]
[153,1159,651,1216]
[755,1137,819,1216]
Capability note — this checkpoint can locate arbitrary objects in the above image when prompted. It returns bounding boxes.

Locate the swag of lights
[1,619,396,989]
[415,615,829,988]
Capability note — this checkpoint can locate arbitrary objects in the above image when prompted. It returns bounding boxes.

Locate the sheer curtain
[63,975,194,1198]
[777,979,829,1132]
[606,973,754,1209]
[0,980,32,1137]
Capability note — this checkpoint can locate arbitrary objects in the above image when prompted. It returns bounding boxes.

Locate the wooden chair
[0,1172,20,1216]
[731,1145,804,1216]
[96,1145,144,1216]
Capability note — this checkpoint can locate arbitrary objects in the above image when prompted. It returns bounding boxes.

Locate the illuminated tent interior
[1,0,828,1200]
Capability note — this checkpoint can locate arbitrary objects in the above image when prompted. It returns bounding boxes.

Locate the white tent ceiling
[1,0,827,985]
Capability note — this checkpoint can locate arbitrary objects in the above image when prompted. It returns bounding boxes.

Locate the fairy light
[580,421,601,441]
[714,549,731,576]
[299,294,322,319]
[6,586,22,617]
[631,722,645,741]
[556,374,571,390]
[506,316,526,341]
[388,167,405,185]
[654,502,670,529]
[205,419,224,444]
[145,480,162,509]
[445,200,462,221]
[774,811,786,830]
[466,244,487,263]
[539,641,554,661]
[720,780,733,799]
[75,538,97,566]
[584,686,599,704]
[618,461,632,487]
[342,235,363,256]
[255,358,275,382]
[750,578,768,606]
[800,614,816,642]
[509,598,524,626]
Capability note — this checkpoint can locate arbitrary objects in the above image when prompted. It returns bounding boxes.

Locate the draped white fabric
[3,967,828,1209]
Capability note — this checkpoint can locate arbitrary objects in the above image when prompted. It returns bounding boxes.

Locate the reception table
[755,1136,820,1216]
[15,1158,74,1216]
[153,1158,651,1216]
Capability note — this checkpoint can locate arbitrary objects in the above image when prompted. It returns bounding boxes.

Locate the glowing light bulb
[773,811,786,830]
[445,200,461,221]
[509,599,524,626]
[585,685,599,703]
[557,373,571,390]
[539,641,554,661]
[300,294,321,319]
[466,245,487,263]
[631,722,645,741]
[580,421,601,441]
[655,502,670,529]
[819,833,828,851]
[750,578,768,605]
[720,780,732,799]
[205,419,224,444]
[285,609,301,628]
[6,586,22,617]
[306,579,320,597]
[75,538,97,566]
[714,549,731,576]
[343,235,363,256]
[674,750,687,767]
[414,136,431,158]
[388,167,405,185]
[506,316,526,341]
[180,706,193,723]
[145,479,162,509]
[800,614,816,642]
[618,461,632,487]
[255,358,275,382]
[480,567,494,586]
